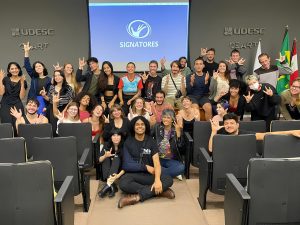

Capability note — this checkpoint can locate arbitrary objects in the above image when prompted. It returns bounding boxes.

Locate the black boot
[108,183,118,198]
[98,184,111,198]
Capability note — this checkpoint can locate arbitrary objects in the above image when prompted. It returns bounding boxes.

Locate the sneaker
[176,175,183,181]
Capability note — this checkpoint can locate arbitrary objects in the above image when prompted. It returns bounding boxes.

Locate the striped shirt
[161,73,186,98]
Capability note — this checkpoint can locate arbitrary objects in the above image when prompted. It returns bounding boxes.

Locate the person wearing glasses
[280,78,300,120]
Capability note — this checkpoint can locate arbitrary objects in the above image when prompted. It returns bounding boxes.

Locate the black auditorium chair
[224,158,300,225]
[58,123,94,168]
[270,120,300,132]
[263,134,300,158]
[0,123,14,138]
[0,161,74,225]
[31,136,91,212]
[239,120,266,156]
[0,137,27,163]
[198,134,257,209]
[191,121,211,168]
[18,123,53,159]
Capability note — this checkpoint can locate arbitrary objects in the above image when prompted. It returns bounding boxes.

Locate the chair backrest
[239,120,266,156]
[247,158,300,225]
[0,137,26,163]
[18,123,53,158]
[263,134,300,158]
[212,134,257,194]
[0,123,14,138]
[192,121,211,167]
[270,120,300,132]
[58,123,93,167]
[0,161,56,225]
[239,120,266,132]
[31,137,79,195]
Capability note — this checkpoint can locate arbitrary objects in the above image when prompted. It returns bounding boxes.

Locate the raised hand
[0,69,5,80]
[20,75,26,84]
[104,148,115,158]
[213,70,219,80]
[263,86,273,96]
[78,57,86,69]
[101,101,107,110]
[243,91,254,103]
[39,87,47,97]
[53,62,63,71]
[200,48,208,56]
[210,119,224,133]
[205,72,210,84]
[103,114,110,123]
[52,92,60,104]
[225,59,235,65]
[190,74,195,86]
[10,106,22,119]
[141,71,149,82]
[23,41,32,57]
[160,57,166,66]
[238,58,246,65]
[276,52,286,63]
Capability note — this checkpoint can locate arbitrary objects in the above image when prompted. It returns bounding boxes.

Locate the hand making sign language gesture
[263,86,273,97]
[53,62,63,71]
[78,57,87,70]
[243,91,254,103]
[205,72,210,85]
[276,52,286,63]
[200,48,208,57]
[141,71,149,83]
[212,70,219,80]
[23,41,33,57]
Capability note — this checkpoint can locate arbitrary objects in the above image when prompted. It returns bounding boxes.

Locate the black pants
[101,156,121,180]
[119,172,173,201]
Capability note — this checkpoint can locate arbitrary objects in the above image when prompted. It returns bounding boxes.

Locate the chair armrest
[224,173,250,225]
[55,176,74,225]
[184,131,193,143]
[78,148,90,168]
[92,133,100,144]
[198,147,213,209]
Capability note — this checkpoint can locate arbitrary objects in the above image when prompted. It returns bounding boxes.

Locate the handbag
[169,74,182,98]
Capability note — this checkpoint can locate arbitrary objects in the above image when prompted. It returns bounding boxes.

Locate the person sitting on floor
[118,116,175,208]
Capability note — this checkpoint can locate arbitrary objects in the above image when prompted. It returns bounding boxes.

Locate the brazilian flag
[276,28,290,94]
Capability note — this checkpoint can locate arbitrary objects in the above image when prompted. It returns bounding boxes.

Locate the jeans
[119,172,173,201]
[160,158,185,178]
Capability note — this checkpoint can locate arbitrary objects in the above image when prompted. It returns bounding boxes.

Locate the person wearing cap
[243,74,280,131]
[76,56,101,100]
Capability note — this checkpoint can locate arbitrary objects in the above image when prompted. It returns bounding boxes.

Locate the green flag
[276,28,290,94]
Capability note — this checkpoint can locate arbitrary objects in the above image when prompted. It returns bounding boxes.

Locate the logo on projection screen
[126,20,151,39]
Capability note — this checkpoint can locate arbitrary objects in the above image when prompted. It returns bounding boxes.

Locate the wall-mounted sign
[224,27,265,36]
[11,28,55,37]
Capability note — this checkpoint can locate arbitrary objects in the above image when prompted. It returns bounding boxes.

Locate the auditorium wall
[189,0,300,72]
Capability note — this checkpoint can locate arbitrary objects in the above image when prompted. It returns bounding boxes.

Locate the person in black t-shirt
[141,60,162,103]
[200,48,219,77]
[208,113,300,152]
[118,116,174,208]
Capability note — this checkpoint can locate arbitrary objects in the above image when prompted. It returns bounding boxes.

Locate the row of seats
[188,120,300,225]
[0,123,100,223]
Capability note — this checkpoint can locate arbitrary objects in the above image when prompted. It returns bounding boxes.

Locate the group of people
[0,41,299,208]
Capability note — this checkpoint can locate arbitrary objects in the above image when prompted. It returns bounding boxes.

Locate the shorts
[188,95,210,107]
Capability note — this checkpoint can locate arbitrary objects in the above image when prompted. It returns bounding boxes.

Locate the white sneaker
[176,175,183,181]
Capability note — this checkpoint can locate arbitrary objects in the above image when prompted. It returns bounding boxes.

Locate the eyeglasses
[291,85,300,90]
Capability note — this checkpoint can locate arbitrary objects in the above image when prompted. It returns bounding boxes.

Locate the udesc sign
[120,19,159,48]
